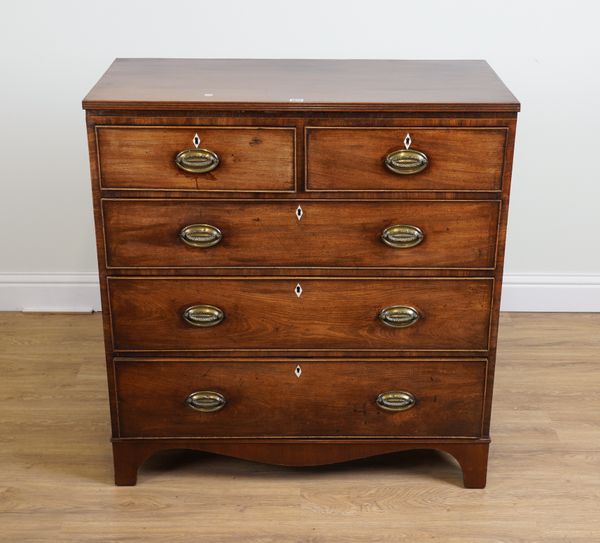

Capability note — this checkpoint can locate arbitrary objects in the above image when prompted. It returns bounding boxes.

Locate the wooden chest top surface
[83,59,519,112]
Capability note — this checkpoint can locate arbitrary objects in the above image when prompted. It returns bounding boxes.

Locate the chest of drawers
[83,59,519,487]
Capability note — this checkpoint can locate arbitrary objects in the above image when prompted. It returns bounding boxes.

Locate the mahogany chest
[83,59,519,487]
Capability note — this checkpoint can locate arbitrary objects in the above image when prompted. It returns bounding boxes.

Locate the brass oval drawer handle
[182,304,224,327]
[179,224,222,248]
[384,148,428,175]
[376,391,416,412]
[175,148,220,173]
[379,305,421,328]
[381,225,424,249]
[185,391,226,412]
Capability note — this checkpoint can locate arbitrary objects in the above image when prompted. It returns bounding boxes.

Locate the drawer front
[103,199,500,269]
[97,126,295,191]
[108,278,493,352]
[115,359,486,438]
[306,128,506,191]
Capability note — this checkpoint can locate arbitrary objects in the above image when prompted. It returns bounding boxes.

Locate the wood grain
[83,60,519,489]
[102,199,500,269]
[115,359,486,438]
[82,59,520,112]
[107,278,493,352]
[306,127,506,191]
[1,312,599,541]
[97,126,295,191]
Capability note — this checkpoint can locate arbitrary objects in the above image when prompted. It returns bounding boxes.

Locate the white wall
[1,0,599,311]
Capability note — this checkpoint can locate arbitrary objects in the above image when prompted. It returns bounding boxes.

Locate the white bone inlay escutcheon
[294,365,302,378]
[295,283,303,298]
[296,205,303,221]
[404,133,412,149]
[193,133,201,148]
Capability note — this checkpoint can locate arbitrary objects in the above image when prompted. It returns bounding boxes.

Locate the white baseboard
[0,272,599,312]
[500,274,600,312]
[0,273,101,312]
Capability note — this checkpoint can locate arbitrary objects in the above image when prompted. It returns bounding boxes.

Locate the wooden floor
[0,312,599,542]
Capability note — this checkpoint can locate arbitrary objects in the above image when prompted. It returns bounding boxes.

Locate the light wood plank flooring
[0,312,599,542]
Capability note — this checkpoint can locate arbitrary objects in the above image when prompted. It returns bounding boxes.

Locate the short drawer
[96,126,295,191]
[115,359,486,438]
[103,199,500,269]
[108,278,493,352]
[306,127,506,191]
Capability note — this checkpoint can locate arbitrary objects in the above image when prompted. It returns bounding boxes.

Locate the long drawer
[103,199,500,269]
[96,126,296,191]
[306,127,506,191]
[108,278,493,352]
[115,359,487,438]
